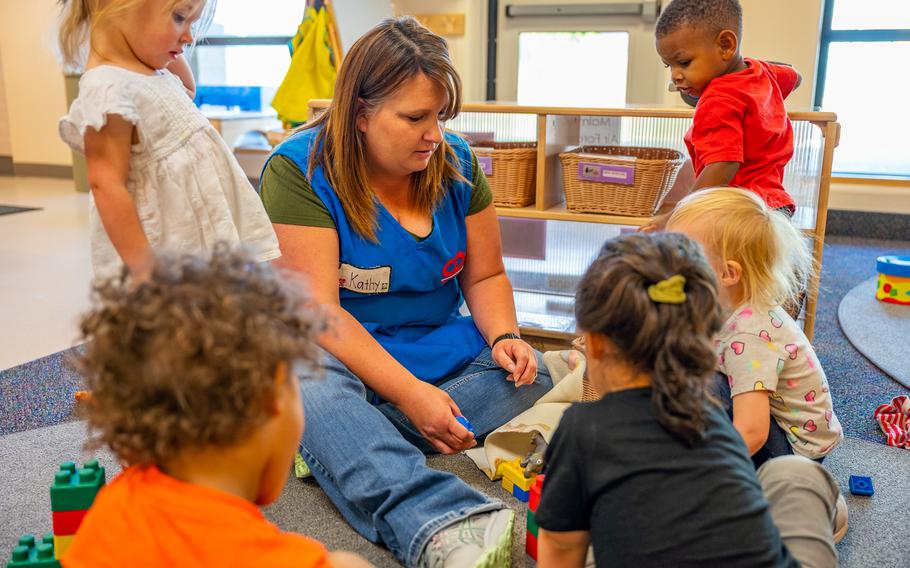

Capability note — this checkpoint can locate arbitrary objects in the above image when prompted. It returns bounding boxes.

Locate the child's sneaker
[418,508,514,568]
[833,493,848,544]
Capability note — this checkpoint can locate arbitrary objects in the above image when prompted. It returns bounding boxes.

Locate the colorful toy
[876,256,910,305]
[49,460,106,559]
[526,475,545,561]
[497,457,537,503]
[6,534,59,568]
[848,475,874,496]
[455,416,475,436]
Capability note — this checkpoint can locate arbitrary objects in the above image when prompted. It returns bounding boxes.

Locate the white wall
[333,0,395,54]
[739,0,823,110]
[394,0,488,101]
[0,0,72,167]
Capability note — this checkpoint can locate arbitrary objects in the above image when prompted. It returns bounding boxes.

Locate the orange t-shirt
[62,466,330,568]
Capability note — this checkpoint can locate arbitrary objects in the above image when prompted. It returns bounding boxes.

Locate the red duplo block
[529,474,545,512]
[526,531,539,560]
[52,509,88,536]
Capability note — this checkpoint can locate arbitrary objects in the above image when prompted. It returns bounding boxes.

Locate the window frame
[814,0,910,178]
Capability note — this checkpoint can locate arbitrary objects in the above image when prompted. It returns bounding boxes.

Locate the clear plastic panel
[618,116,691,153]
[504,220,631,334]
[447,112,538,143]
[786,121,825,230]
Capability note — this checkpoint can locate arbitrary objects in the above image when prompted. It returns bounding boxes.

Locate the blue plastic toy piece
[848,475,874,496]
[512,485,530,502]
[456,416,475,436]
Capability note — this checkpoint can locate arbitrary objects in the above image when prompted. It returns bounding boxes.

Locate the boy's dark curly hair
[76,244,323,466]
[656,0,743,38]
[575,232,724,447]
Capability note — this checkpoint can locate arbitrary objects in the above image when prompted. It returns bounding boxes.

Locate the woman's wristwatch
[491,332,521,348]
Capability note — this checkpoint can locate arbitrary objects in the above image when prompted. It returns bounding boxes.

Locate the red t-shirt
[62,466,330,568]
[684,58,799,211]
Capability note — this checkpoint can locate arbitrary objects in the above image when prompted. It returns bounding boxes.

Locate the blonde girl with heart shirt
[667,187,843,463]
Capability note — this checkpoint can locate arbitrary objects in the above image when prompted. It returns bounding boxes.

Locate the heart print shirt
[717,305,843,459]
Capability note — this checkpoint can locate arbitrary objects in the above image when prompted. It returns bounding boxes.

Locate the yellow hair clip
[648,275,687,304]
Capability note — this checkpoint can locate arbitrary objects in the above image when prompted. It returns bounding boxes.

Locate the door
[495,0,667,106]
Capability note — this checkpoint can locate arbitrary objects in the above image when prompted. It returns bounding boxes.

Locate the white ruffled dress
[60,65,280,281]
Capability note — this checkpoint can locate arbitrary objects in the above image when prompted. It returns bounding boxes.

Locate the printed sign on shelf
[577,162,635,185]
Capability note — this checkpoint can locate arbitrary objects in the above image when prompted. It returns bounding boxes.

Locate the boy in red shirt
[646,0,801,230]
[64,246,371,568]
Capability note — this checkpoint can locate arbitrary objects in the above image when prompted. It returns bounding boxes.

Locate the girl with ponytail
[533,232,844,568]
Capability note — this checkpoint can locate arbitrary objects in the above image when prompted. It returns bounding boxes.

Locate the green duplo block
[49,460,106,512]
[7,534,60,567]
[526,508,539,538]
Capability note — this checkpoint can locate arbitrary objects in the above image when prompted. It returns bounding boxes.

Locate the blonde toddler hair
[667,187,814,308]
[58,0,215,71]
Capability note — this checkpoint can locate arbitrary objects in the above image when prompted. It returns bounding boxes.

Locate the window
[815,0,910,177]
[516,32,629,107]
[190,1,304,111]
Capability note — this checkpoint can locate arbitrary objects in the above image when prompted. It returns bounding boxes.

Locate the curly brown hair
[575,232,725,447]
[76,244,322,466]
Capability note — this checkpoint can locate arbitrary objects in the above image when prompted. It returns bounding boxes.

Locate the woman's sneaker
[418,508,514,568]
[294,453,312,479]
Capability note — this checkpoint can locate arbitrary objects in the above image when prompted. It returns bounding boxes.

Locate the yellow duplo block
[498,458,535,492]
[54,534,74,559]
[501,477,514,494]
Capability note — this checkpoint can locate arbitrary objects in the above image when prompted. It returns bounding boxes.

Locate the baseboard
[0,156,12,176]
[10,163,73,179]
[825,209,910,240]
[829,180,910,215]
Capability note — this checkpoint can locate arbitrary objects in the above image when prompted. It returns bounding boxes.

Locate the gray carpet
[816,237,910,443]
[2,421,909,567]
[838,276,910,389]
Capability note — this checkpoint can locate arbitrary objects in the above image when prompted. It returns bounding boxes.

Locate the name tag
[577,162,635,185]
[338,263,391,294]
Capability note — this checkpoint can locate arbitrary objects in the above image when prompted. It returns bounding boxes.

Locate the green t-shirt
[259,152,493,238]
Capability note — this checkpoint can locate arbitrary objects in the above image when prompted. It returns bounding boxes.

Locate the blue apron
[270,128,487,384]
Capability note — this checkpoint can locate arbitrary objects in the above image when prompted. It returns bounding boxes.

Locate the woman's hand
[396,381,476,455]
[492,338,539,387]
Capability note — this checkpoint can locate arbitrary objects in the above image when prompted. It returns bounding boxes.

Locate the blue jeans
[297,347,554,567]
[710,372,793,468]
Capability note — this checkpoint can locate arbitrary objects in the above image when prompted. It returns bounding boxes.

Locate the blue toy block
[7,534,60,567]
[50,460,106,512]
[849,475,874,496]
[456,416,475,436]
[512,485,530,502]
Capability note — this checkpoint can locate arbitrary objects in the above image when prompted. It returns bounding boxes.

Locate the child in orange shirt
[64,245,371,568]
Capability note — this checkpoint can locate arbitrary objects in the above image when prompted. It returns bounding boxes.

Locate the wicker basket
[559,146,684,216]
[472,142,537,208]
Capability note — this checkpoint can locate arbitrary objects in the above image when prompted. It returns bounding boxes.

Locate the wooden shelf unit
[305,100,840,343]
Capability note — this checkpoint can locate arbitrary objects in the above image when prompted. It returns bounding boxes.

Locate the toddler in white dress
[57,0,279,282]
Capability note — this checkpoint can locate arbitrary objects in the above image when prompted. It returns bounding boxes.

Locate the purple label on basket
[478,156,493,176]
[577,162,635,185]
